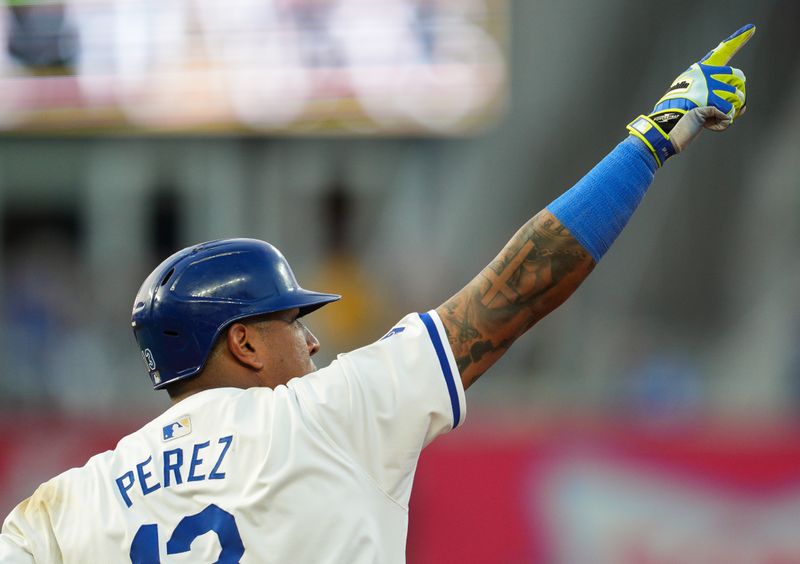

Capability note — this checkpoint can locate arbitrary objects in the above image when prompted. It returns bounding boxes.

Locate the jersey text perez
[115,435,233,508]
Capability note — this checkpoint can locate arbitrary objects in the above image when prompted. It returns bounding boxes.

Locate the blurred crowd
[0,0,798,423]
[0,0,505,132]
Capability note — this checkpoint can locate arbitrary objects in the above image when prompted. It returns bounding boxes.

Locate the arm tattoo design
[437,210,595,389]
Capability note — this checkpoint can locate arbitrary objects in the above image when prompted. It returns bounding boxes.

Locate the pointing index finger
[700,23,756,66]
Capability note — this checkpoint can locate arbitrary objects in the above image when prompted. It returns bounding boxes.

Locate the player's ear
[226,322,264,371]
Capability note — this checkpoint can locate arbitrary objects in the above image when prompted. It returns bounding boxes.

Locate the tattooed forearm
[436,210,594,389]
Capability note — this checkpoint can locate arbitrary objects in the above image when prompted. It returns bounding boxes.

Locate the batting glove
[626,23,756,167]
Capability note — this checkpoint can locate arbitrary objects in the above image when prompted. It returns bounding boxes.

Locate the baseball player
[0,25,755,563]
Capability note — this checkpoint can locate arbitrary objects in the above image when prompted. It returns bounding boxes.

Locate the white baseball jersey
[0,310,466,563]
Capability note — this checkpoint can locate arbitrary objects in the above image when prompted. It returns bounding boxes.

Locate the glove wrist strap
[648,109,687,134]
[626,115,677,168]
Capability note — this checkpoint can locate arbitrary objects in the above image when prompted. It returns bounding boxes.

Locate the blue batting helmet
[131,238,340,389]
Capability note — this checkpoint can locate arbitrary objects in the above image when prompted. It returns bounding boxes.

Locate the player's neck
[166,378,210,404]
[166,365,267,404]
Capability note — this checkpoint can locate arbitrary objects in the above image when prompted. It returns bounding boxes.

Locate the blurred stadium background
[1,0,799,561]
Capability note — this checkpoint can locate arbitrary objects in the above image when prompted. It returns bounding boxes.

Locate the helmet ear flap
[133,318,207,389]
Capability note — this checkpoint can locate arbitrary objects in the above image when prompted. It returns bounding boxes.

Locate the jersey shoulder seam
[292,359,410,513]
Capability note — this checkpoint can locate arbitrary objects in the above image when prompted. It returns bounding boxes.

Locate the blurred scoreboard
[0,0,508,134]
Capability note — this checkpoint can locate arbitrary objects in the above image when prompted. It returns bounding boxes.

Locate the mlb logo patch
[162,416,191,441]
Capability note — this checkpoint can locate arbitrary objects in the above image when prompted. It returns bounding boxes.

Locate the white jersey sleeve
[1,482,60,564]
[0,526,35,564]
[0,536,34,564]
[288,310,466,505]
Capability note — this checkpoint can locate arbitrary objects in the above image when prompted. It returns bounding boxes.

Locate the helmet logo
[142,348,157,371]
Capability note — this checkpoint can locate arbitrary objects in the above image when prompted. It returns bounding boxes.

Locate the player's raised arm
[436,24,756,390]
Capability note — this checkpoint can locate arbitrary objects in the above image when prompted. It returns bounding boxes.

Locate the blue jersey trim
[419,312,461,428]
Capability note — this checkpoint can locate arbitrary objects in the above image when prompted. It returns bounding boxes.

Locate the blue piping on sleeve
[419,312,461,428]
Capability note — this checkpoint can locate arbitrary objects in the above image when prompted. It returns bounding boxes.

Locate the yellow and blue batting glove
[627,24,756,167]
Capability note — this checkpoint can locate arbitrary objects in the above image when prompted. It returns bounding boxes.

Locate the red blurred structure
[4,414,800,563]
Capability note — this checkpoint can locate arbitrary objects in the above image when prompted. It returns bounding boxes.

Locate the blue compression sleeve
[546,136,657,262]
